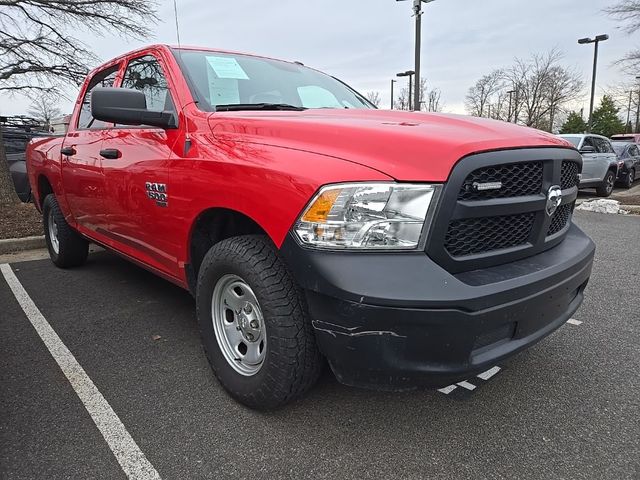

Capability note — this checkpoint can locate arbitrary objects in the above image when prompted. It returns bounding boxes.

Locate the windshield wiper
[214,103,306,112]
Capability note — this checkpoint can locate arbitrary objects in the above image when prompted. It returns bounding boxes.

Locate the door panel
[99,53,182,277]
[100,127,176,274]
[61,131,106,231]
[61,64,119,232]
[580,154,600,182]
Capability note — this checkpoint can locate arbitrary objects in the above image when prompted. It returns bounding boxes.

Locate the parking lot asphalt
[1,211,639,480]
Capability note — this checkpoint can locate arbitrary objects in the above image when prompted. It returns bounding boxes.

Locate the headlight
[294,182,439,250]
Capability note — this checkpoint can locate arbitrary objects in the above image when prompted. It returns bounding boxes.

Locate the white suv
[558,134,620,197]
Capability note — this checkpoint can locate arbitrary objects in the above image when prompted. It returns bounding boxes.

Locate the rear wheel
[596,170,616,197]
[195,235,322,410]
[625,168,635,188]
[42,194,89,268]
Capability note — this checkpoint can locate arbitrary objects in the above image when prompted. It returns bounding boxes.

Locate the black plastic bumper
[279,223,595,390]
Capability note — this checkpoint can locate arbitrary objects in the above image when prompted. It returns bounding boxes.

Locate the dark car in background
[611,141,640,188]
[1,117,48,202]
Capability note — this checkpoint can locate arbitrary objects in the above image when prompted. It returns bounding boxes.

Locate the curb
[0,236,46,255]
[622,204,640,215]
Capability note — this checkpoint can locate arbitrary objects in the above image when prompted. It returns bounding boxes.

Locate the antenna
[173,0,182,47]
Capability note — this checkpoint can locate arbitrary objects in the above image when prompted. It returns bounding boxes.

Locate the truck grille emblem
[546,185,562,216]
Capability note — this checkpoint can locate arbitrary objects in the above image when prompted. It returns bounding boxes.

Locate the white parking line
[437,385,458,395]
[567,318,583,326]
[1,264,161,480]
[456,380,477,391]
[477,366,501,380]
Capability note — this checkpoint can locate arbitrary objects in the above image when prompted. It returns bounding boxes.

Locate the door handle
[99,148,121,159]
[60,146,76,156]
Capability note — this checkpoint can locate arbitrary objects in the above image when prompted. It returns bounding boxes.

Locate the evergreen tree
[560,111,588,134]
[591,95,626,137]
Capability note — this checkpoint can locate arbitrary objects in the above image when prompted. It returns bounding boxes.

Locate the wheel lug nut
[250,320,259,329]
[246,332,254,341]
[244,304,253,314]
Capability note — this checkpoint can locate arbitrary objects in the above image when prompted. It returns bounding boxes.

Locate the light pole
[391,79,397,109]
[397,0,434,111]
[635,76,640,133]
[507,90,515,122]
[397,70,415,110]
[627,90,632,133]
[578,34,609,132]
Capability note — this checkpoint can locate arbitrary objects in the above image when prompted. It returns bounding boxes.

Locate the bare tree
[394,79,443,112]
[0,0,158,205]
[0,0,159,93]
[0,125,18,203]
[27,97,61,130]
[394,87,411,110]
[465,70,505,117]
[605,1,640,71]
[426,88,442,112]
[365,91,381,107]
[506,50,583,130]
[467,50,583,132]
[604,81,640,132]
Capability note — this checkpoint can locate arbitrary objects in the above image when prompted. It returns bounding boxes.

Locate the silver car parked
[558,134,620,197]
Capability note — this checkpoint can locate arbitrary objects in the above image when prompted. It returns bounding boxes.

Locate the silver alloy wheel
[48,208,60,254]
[212,274,267,376]
[606,173,615,194]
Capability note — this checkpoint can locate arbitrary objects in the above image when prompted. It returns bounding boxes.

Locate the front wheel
[596,171,616,197]
[42,194,89,268]
[195,235,322,410]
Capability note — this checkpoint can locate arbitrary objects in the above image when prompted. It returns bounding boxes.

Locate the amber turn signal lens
[302,189,341,222]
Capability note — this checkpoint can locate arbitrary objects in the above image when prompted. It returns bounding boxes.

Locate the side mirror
[91,87,177,129]
[579,145,596,154]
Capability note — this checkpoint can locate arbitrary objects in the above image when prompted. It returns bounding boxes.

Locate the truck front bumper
[279,223,595,390]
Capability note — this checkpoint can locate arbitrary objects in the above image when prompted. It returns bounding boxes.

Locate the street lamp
[397,0,435,111]
[391,79,397,109]
[578,34,609,132]
[635,75,640,133]
[397,70,415,110]
[626,90,632,133]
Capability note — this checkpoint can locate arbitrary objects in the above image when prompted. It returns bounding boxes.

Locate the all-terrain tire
[42,194,89,268]
[195,234,322,410]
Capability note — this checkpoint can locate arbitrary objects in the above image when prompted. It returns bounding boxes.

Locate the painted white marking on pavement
[477,366,501,381]
[567,318,583,326]
[1,264,161,480]
[437,385,457,395]
[456,380,477,391]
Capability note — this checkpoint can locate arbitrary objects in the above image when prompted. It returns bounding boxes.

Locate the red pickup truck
[27,45,595,409]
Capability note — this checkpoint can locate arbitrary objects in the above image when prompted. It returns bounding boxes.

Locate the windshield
[172,49,374,111]
[559,135,581,148]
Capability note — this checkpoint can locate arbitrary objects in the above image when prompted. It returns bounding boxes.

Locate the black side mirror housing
[579,145,596,154]
[91,87,177,129]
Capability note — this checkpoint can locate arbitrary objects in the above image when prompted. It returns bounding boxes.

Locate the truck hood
[208,109,572,182]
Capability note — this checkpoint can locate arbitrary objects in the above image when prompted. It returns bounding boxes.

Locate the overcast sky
[0,0,636,116]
